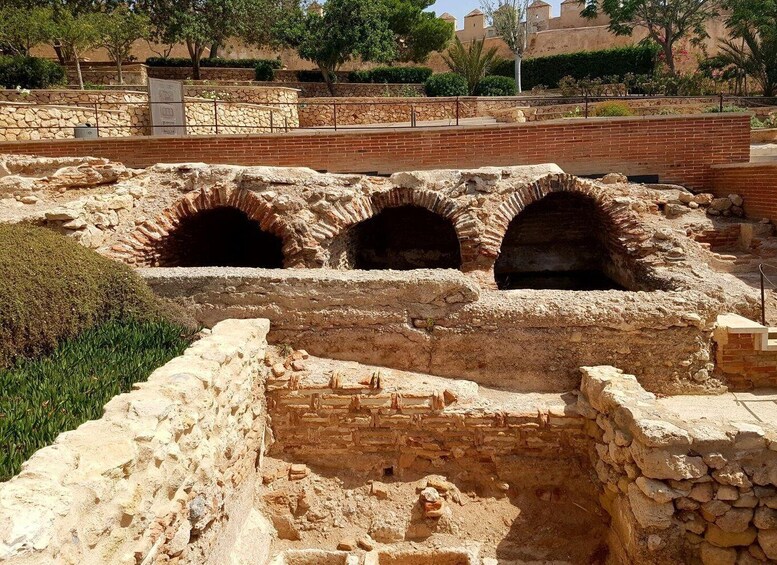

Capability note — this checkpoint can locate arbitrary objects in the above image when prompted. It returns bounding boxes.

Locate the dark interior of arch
[155,206,284,268]
[350,205,462,270]
[494,192,624,291]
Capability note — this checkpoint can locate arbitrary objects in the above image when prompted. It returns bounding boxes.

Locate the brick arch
[318,186,481,265]
[111,186,301,267]
[481,173,652,260]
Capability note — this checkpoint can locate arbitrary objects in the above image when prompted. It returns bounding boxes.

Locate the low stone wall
[141,268,740,395]
[751,129,777,143]
[0,102,132,140]
[182,86,299,126]
[714,314,777,389]
[185,99,289,135]
[579,365,777,564]
[66,63,148,86]
[297,97,527,127]
[0,319,272,564]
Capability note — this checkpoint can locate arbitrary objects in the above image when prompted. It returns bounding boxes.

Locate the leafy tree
[50,9,101,89]
[383,0,453,62]
[0,6,54,56]
[442,36,501,95]
[720,0,777,96]
[273,0,397,95]
[482,0,528,92]
[93,5,151,84]
[139,0,260,79]
[581,0,720,75]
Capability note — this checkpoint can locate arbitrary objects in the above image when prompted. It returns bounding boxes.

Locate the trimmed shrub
[0,224,182,368]
[349,66,433,84]
[0,319,191,481]
[146,57,282,69]
[425,72,467,97]
[255,60,275,81]
[489,45,658,90]
[0,56,65,89]
[474,75,517,96]
[592,102,634,117]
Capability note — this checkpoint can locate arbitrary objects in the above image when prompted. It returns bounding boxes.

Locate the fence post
[455,97,459,126]
[584,94,589,119]
[214,100,219,135]
[284,116,289,132]
[93,102,99,136]
[719,92,724,113]
[333,101,338,131]
[270,111,274,133]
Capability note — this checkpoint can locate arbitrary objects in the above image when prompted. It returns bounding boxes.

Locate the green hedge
[490,45,659,89]
[0,224,185,368]
[146,57,282,69]
[0,56,65,89]
[475,75,516,96]
[347,66,432,84]
[0,319,190,481]
[425,72,468,97]
[255,61,275,81]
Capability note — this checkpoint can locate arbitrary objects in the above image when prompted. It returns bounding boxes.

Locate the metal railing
[0,94,771,139]
[758,263,777,326]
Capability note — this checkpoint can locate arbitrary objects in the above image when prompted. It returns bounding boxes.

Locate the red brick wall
[716,332,777,390]
[711,163,777,221]
[0,114,750,189]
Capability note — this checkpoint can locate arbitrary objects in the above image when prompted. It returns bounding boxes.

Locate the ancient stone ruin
[1,155,776,565]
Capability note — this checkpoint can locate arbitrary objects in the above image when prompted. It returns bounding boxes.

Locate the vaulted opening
[346,205,462,270]
[156,206,284,268]
[495,192,624,290]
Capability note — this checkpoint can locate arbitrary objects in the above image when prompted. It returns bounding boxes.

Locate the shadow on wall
[156,206,284,268]
[495,192,626,291]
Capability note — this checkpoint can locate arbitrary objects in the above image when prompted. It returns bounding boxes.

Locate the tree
[140,0,259,79]
[383,0,453,62]
[273,0,397,95]
[482,0,528,92]
[93,6,150,84]
[442,36,501,95]
[720,0,777,96]
[581,0,720,75]
[50,9,100,89]
[0,6,54,56]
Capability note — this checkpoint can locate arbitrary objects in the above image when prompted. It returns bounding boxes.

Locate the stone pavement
[657,389,777,428]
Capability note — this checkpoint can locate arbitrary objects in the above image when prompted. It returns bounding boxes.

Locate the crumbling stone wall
[0,319,272,565]
[579,365,777,564]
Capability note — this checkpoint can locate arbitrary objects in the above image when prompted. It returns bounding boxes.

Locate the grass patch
[0,224,188,368]
[0,319,192,481]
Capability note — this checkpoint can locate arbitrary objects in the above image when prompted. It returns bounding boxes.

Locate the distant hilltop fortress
[441,0,610,43]
[437,1,728,69]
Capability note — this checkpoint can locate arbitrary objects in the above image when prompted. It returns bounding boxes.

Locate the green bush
[0,319,191,480]
[474,75,516,96]
[425,72,468,97]
[0,224,182,368]
[349,66,433,84]
[489,45,658,90]
[0,56,65,89]
[255,61,275,81]
[592,102,634,117]
[296,69,330,82]
[145,57,282,69]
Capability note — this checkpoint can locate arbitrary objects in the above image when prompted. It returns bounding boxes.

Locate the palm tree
[442,36,502,95]
[719,27,777,97]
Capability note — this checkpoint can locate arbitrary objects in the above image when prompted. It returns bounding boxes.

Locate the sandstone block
[715,507,753,533]
[630,442,708,481]
[705,524,757,548]
[699,542,736,565]
[627,482,674,529]
[636,476,682,503]
[759,528,777,560]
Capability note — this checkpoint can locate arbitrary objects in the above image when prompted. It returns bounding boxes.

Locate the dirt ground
[257,456,611,565]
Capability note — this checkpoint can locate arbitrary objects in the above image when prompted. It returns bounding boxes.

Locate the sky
[427,0,564,28]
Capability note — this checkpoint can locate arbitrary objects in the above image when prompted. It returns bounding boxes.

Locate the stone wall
[0,102,132,140]
[182,86,299,126]
[0,319,272,565]
[714,314,777,390]
[579,365,777,564]
[141,268,742,395]
[66,63,148,86]
[0,89,300,138]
